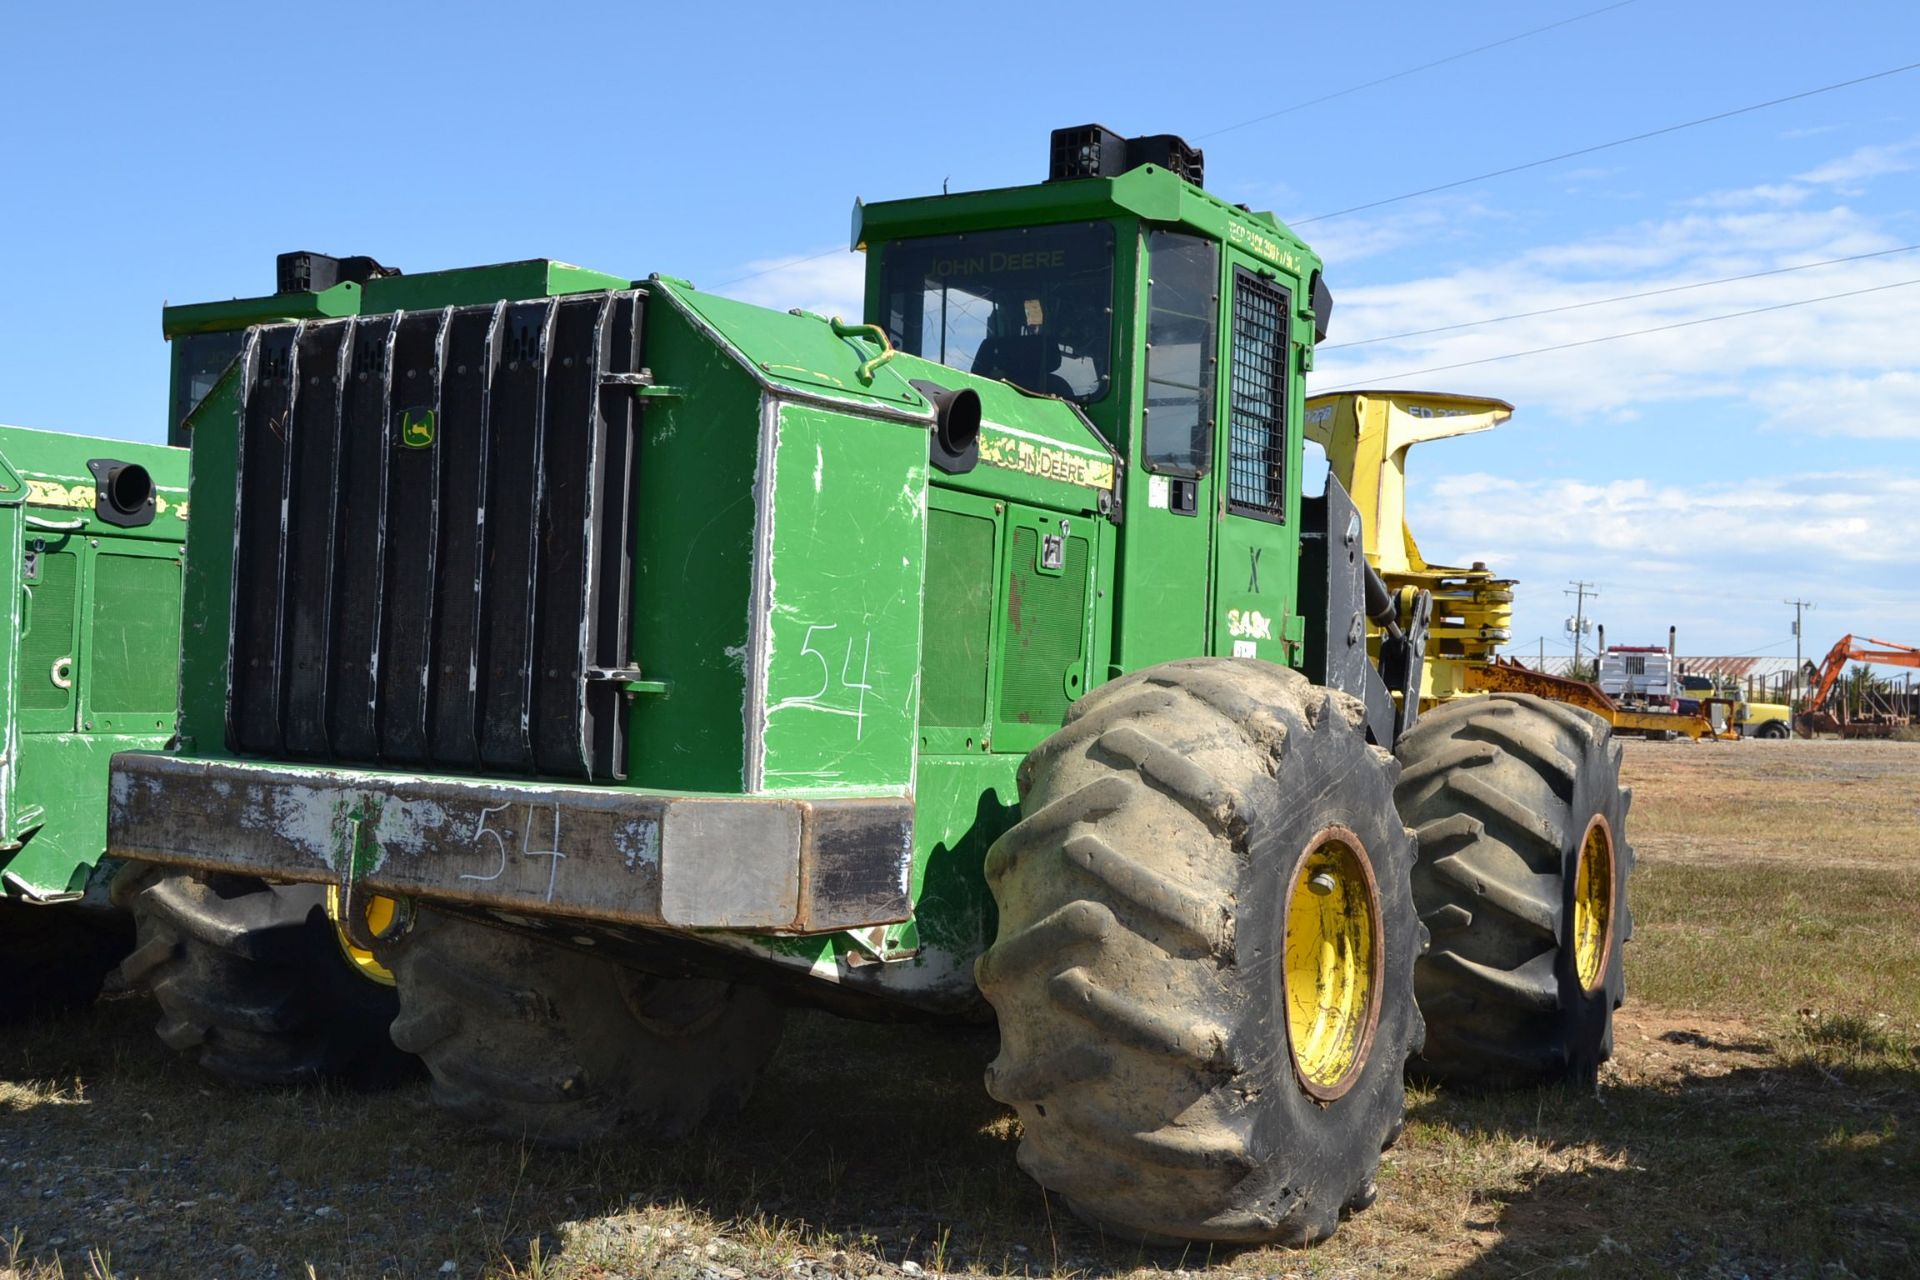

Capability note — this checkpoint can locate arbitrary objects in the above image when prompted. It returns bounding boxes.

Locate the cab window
[168,331,245,446]
[880,222,1114,404]
[1141,231,1219,476]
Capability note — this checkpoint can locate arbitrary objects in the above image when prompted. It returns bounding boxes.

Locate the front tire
[979,659,1422,1247]
[1757,720,1791,740]
[1394,694,1632,1087]
[118,869,417,1088]
[378,909,784,1147]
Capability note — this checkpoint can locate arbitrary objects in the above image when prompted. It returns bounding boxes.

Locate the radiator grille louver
[227,291,644,780]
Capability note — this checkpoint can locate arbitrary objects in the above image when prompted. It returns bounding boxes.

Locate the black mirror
[1310,270,1334,345]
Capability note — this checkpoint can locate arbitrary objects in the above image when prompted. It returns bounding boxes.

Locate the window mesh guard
[1227,270,1291,519]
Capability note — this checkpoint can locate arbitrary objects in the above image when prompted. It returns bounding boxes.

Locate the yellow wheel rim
[1283,829,1383,1099]
[324,885,399,987]
[1572,817,1615,992]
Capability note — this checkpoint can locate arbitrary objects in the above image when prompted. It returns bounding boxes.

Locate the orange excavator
[1799,635,1920,737]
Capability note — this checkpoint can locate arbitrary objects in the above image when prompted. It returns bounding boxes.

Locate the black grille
[1226,268,1290,521]
[227,291,644,780]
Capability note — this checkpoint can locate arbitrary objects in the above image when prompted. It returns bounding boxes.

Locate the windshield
[169,330,245,446]
[879,222,1114,404]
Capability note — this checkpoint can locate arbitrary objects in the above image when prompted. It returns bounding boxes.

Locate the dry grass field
[3,739,1916,1279]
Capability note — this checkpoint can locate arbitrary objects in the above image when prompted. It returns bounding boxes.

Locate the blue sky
[4,1,1915,661]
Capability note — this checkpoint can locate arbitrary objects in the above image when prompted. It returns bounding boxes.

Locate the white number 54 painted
[767,622,874,739]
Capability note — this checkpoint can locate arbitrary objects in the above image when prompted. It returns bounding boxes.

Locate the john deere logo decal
[397,408,437,449]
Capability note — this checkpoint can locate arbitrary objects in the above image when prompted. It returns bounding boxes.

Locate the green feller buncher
[0,426,185,1021]
[110,126,1630,1245]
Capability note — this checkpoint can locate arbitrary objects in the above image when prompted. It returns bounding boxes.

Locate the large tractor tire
[1393,694,1632,1087]
[118,868,417,1088]
[978,659,1423,1247]
[0,901,131,1024]
[378,909,784,1147]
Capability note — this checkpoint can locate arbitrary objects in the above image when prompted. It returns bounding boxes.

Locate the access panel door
[79,539,183,736]
[16,531,83,735]
[993,503,1100,757]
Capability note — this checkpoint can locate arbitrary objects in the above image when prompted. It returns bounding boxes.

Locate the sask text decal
[977,428,1115,490]
[1227,608,1273,640]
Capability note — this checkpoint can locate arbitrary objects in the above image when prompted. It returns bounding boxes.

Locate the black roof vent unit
[1048,124,1204,188]
[276,251,402,295]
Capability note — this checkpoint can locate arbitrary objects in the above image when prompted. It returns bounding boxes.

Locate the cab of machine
[854,125,1333,673]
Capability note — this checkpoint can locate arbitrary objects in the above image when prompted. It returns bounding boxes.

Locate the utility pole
[1785,598,1815,709]
[1565,581,1598,670]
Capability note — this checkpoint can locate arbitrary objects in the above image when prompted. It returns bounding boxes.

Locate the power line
[718,9,1647,292]
[1289,59,1920,226]
[1314,275,1920,387]
[722,7,1648,286]
[713,61,1920,295]
[1319,243,1920,350]
[1197,1,1641,141]
[1705,637,1800,659]
[711,246,843,290]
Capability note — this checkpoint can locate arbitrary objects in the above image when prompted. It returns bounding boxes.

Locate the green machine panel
[0,425,186,900]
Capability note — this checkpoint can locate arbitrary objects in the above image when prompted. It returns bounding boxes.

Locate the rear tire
[1394,694,1632,1087]
[0,901,131,1024]
[118,868,417,1088]
[378,909,784,1147]
[979,659,1422,1247]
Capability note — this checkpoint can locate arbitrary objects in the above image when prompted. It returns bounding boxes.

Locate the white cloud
[1751,371,1920,439]
[1312,132,1920,649]
[1795,139,1920,187]
[1309,197,1920,435]
[713,246,866,321]
[1410,470,1920,651]
[1420,470,1918,566]
[1298,196,1503,267]
[1684,183,1810,210]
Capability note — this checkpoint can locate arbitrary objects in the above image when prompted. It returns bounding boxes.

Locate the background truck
[1598,644,1679,708]
[1677,674,1791,738]
[107,125,1631,1247]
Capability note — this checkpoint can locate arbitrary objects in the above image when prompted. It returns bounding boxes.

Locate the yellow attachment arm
[1305,390,1517,703]
[1304,390,1513,574]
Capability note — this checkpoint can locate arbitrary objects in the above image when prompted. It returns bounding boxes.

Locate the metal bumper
[108,753,914,934]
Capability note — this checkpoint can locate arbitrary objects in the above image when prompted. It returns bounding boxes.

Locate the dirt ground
[2,738,1916,1279]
